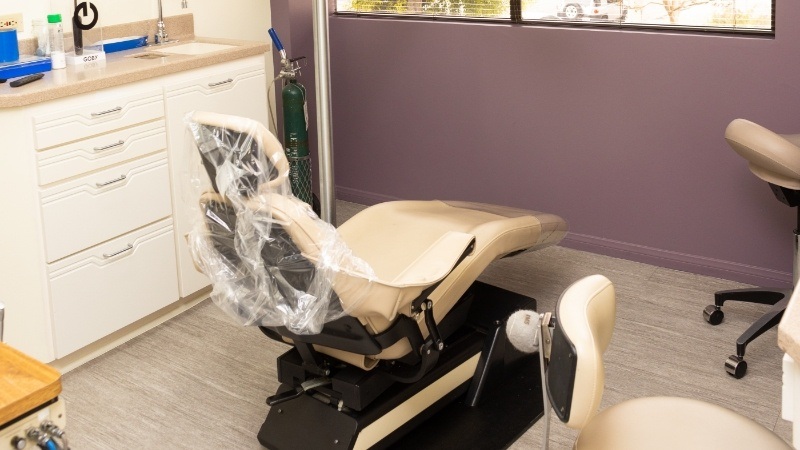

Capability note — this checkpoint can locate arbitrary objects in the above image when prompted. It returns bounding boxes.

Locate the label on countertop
[65,49,106,67]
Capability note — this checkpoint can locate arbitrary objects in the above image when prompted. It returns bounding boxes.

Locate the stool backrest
[548,275,616,430]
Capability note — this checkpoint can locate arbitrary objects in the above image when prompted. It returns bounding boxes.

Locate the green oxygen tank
[282,79,313,205]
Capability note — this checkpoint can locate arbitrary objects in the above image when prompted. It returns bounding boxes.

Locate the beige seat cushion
[575,396,791,450]
[258,193,477,322]
[336,200,567,362]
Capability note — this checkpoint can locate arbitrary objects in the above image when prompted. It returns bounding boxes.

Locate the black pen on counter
[9,73,45,88]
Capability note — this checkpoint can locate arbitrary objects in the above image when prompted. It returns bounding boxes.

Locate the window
[336,1,512,19]
[336,0,774,33]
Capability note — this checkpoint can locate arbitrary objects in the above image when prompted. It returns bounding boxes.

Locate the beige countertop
[0,15,269,108]
[778,287,800,361]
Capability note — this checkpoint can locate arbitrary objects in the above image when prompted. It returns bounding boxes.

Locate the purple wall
[272,2,800,287]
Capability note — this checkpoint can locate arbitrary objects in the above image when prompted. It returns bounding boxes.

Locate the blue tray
[0,56,51,80]
[97,36,148,54]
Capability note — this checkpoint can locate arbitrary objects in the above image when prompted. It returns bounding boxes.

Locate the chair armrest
[388,231,476,287]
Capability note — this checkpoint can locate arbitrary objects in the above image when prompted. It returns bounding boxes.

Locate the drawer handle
[208,78,233,88]
[96,174,127,187]
[103,244,133,259]
[93,140,125,152]
[91,106,123,117]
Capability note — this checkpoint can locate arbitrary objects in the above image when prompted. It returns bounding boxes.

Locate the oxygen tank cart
[269,28,318,212]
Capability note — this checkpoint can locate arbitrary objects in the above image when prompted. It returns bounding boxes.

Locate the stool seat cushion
[574,396,791,450]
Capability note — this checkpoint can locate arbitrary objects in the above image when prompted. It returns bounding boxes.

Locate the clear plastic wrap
[183,111,375,334]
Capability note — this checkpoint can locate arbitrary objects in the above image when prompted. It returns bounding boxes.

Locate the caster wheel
[725,355,747,379]
[703,305,723,325]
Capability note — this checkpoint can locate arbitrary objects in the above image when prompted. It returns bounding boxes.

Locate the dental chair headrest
[188,110,290,198]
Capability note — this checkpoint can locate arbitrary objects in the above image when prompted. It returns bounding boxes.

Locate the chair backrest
[185,111,375,335]
[546,274,616,430]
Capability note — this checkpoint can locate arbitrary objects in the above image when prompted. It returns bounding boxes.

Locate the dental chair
[514,274,791,449]
[702,119,800,378]
[184,111,568,449]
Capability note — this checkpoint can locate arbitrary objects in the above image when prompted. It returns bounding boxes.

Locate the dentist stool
[528,275,791,449]
[703,118,800,378]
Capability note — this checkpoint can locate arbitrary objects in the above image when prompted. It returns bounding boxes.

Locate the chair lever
[266,377,331,406]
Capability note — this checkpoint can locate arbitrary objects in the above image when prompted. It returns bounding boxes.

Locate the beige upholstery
[725,118,800,190]
[303,199,567,363]
[574,396,791,450]
[556,275,615,430]
[338,201,568,334]
[189,111,568,368]
[557,275,792,450]
[259,193,478,322]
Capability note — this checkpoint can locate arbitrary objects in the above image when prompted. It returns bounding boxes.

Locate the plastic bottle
[32,19,50,57]
[47,14,66,69]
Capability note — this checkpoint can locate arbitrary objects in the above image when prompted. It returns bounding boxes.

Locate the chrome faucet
[155,0,188,44]
[155,0,169,44]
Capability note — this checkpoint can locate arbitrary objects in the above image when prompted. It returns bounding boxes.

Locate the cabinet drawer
[48,220,179,358]
[40,153,172,262]
[34,89,164,150]
[37,120,167,185]
[165,63,265,98]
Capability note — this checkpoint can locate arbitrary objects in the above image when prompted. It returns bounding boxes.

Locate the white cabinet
[31,84,177,360]
[49,220,178,357]
[37,120,167,185]
[0,54,269,363]
[40,154,172,263]
[165,59,269,297]
[33,90,164,150]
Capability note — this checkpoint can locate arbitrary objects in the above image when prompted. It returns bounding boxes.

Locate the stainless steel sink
[129,52,166,60]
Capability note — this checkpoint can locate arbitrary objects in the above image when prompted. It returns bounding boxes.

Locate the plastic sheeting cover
[183,111,375,334]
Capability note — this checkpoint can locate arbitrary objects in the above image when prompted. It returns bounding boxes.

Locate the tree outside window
[338,0,773,31]
[340,0,510,18]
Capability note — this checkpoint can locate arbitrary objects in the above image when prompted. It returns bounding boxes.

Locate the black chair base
[258,282,544,449]
[704,287,792,378]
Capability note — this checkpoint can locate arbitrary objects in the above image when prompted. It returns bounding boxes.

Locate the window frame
[334,0,776,37]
